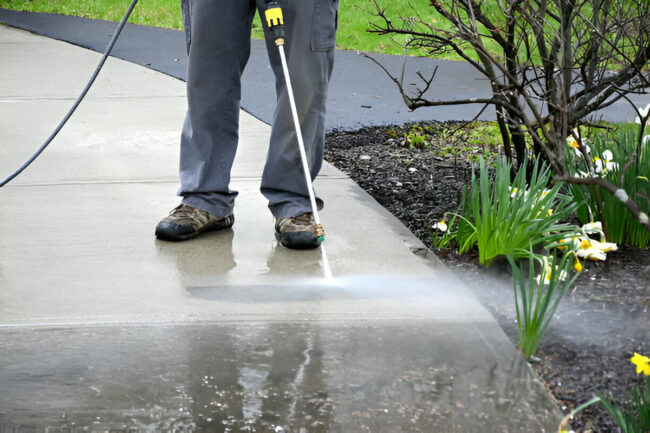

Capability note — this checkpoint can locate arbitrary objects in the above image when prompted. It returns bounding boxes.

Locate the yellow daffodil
[567,136,580,148]
[574,257,583,272]
[567,130,591,157]
[570,230,617,261]
[631,352,650,376]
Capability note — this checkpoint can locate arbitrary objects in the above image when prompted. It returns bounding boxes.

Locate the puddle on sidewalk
[0,322,560,432]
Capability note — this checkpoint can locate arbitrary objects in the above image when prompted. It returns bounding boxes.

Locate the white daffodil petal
[602,150,613,161]
[591,239,618,253]
[593,158,603,173]
[636,104,650,123]
[432,221,448,232]
[582,222,603,232]
[577,248,607,261]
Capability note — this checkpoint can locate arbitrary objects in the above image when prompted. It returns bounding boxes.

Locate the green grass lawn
[0,0,463,58]
[1,0,638,66]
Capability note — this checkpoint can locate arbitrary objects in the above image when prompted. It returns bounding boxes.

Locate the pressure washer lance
[265,2,332,279]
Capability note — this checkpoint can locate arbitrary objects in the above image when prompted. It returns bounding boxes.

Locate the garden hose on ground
[0,0,139,188]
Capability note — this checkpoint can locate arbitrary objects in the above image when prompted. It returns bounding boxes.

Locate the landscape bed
[324,123,649,432]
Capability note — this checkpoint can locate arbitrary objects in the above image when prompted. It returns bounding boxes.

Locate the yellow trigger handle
[265,6,283,28]
[265,1,285,44]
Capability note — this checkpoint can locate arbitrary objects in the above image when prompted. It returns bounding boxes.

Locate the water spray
[265,2,333,279]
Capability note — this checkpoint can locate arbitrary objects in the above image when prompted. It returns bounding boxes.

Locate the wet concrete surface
[1,25,561,432]
[1,322,558,433]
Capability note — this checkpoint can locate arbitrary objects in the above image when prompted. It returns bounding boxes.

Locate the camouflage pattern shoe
[155,204,234,241]
[275,212,321,249]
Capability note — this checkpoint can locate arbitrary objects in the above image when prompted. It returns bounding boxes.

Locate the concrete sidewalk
[0,25,560,432]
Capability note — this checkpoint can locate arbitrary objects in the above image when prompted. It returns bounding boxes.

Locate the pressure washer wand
[265,2,326,245]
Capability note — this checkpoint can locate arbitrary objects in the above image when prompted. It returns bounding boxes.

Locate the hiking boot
[275,212,321,250]
[155,204,234,241]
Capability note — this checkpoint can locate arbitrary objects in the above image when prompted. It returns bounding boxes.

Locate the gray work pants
[178,0,338,219]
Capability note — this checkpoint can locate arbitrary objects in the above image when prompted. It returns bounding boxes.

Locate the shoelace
[291,213,313,226]
[170,204,198,219]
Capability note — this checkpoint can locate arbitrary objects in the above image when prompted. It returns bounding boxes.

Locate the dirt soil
[324,123,649,433]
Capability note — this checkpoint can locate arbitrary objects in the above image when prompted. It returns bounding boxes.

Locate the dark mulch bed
[325,123,649,433]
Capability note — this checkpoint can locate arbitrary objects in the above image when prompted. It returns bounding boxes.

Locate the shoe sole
[275,231,321,250]
[155,215,235,242]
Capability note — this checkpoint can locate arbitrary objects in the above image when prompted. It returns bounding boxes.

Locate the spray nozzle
[265,1,285,45]
[315,224,325,242]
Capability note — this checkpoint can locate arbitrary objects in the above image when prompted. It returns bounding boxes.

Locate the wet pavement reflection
[0,323,559,432]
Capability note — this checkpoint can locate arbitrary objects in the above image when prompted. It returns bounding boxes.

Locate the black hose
[0,0,139,188]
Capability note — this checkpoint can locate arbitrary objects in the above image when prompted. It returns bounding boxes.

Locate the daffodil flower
[567,136,580,148]
[432,221,448,232]
[576,247,607,261]
[631,352,650,376]
[590,239,618,253]
[535,256,568,285]
[599,150,619,173]
[574,257,583,272]
[602,150,613,161]
[557,238,569,251]
[582,221,604,239]
[593,156,603,174]
[566,133,590,157]
[634,103,650,125]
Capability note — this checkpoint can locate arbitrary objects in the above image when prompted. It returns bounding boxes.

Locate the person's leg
[178,0,257,217]
[157,0,256,241]
[257,0,339,219]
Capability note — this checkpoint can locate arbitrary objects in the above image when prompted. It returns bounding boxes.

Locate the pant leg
[257,0,339,219]
[178,0,256,217]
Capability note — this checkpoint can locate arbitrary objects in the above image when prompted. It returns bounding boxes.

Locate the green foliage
[456,157,578,266]
[0,0,183,29]
[0,0,516,59]
[403,124,431,148]
[0,0,434,56]
[507,251,579,358]
[568,125,650,248]
[463,121,503,150]
[596,376,650,433]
